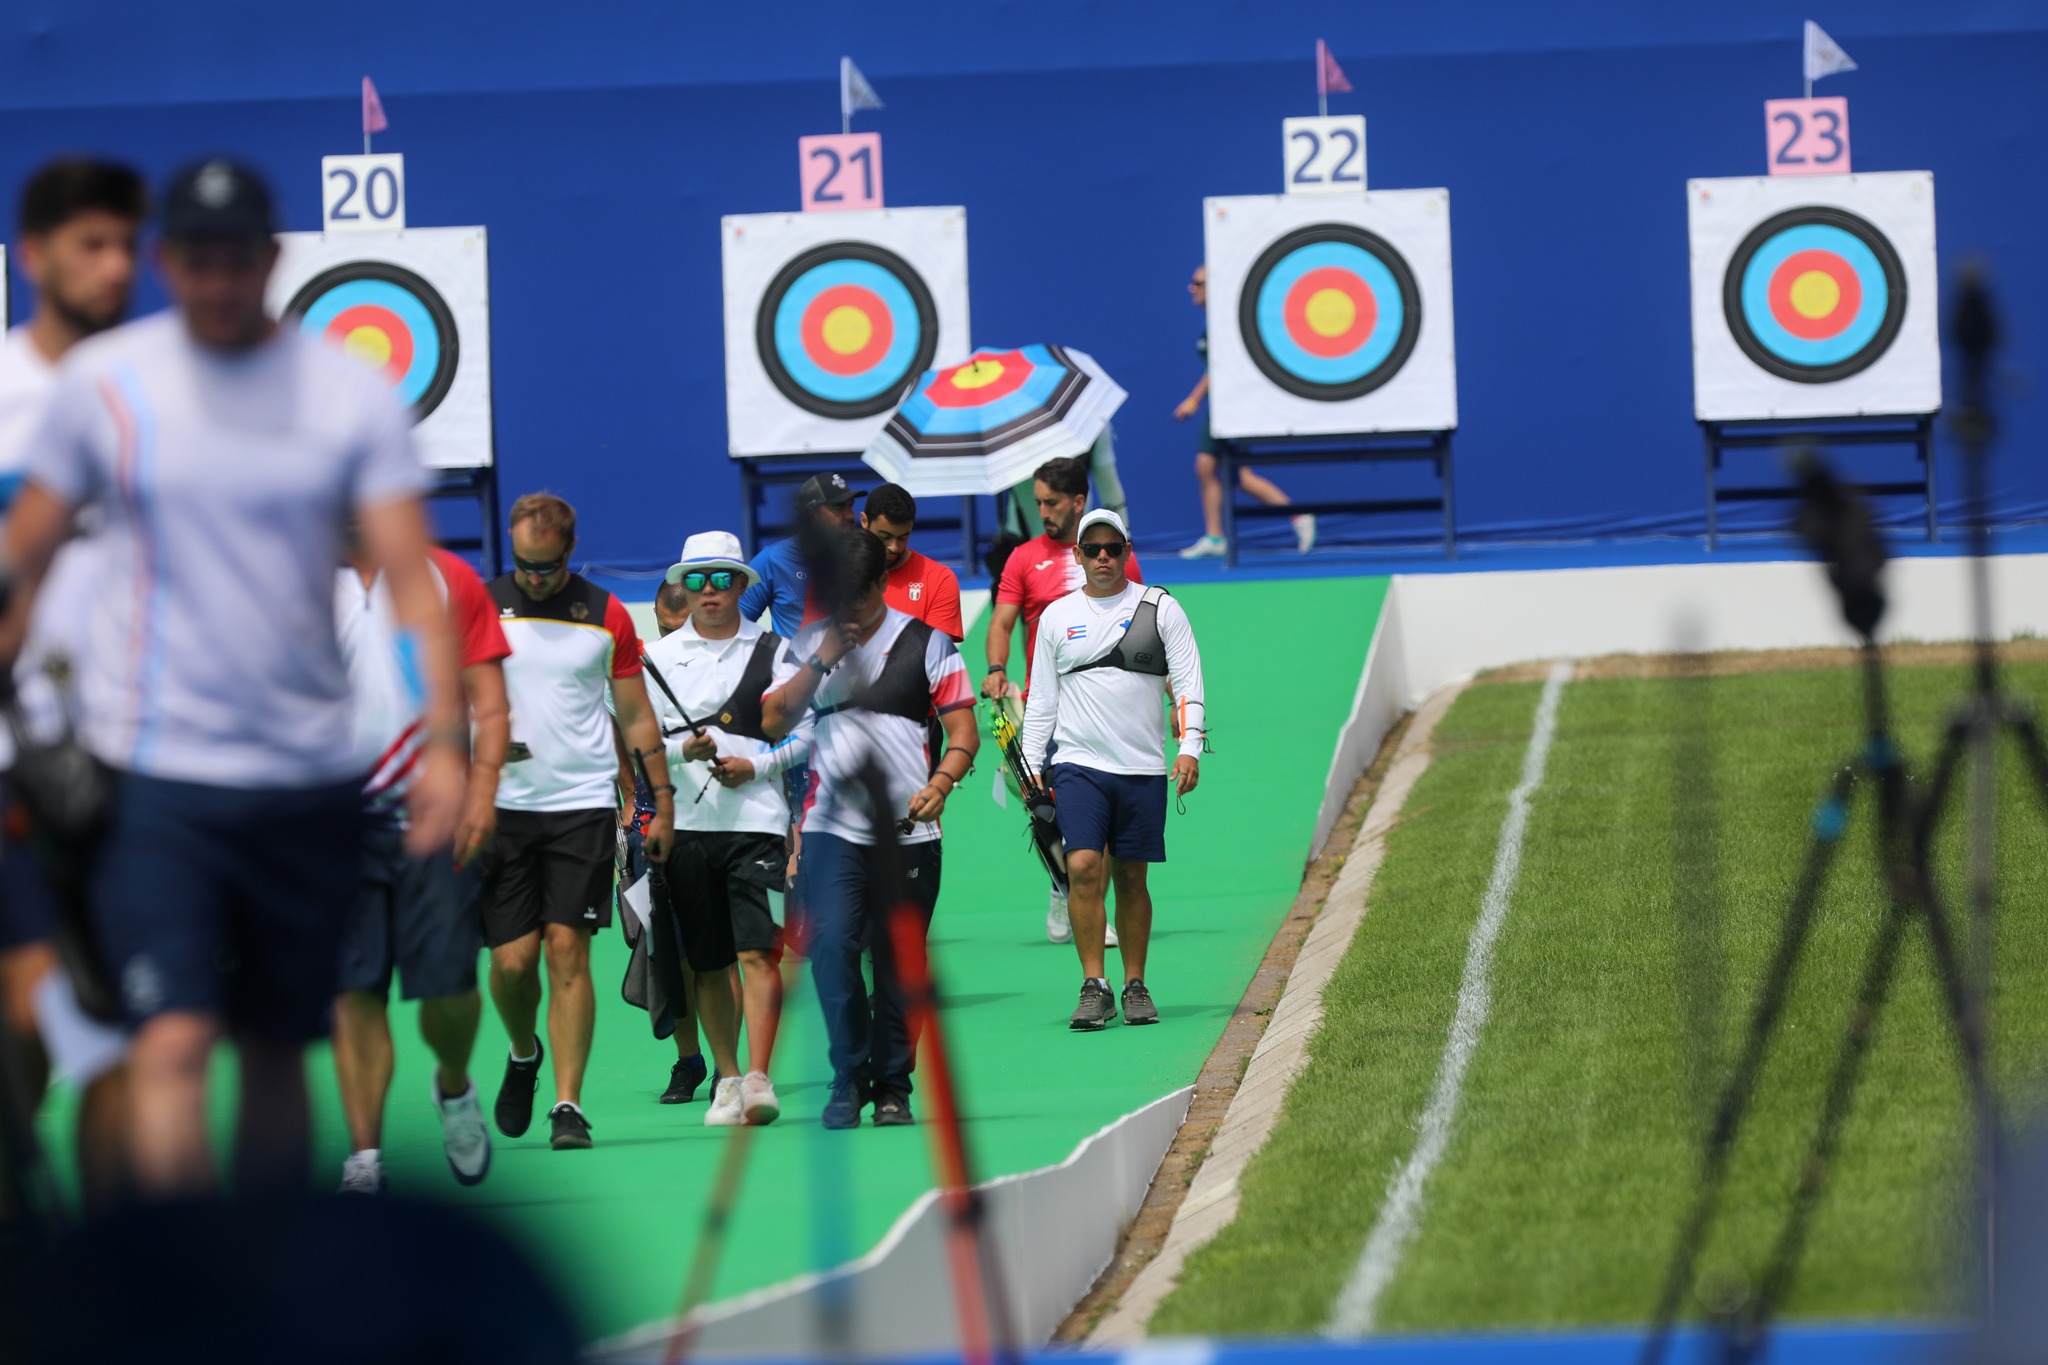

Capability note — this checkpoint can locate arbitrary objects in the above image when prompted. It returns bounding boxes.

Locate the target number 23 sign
[1765,98,1851,177]
[321,154,406,234]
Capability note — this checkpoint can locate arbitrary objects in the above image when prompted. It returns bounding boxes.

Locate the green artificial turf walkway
[1154,660,2048,1337]
[38,575,1388,1342]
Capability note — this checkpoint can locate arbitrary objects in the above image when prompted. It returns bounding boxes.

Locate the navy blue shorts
[0,783,57,951]
[1049,763,1168,863]
[90,772,363,1042]
[339,826,484,1002]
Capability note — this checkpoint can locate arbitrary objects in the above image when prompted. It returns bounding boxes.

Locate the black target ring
[1721,206,1908,385]
[755,241,941,420]
[1238,223,1423,401]
[284,261,461,421]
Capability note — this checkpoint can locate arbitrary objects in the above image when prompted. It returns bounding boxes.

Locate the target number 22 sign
[321,154,406,234]
[1283,116,1367,195]
[1765,98,1851,177]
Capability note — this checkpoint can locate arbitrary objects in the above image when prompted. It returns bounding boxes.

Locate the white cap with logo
[1075,508,1129,541]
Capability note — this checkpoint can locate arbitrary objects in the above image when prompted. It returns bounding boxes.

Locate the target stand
[1688,173,1940,551]
[1203,190,1458,566]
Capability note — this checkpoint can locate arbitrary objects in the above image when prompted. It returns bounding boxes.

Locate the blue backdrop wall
[0,1,2041,572]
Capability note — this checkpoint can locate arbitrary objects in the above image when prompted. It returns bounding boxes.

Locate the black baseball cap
[159,158,276,241]
[797,472,857,511]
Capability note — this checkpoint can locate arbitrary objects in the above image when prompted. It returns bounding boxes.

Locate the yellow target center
[343,326,393,368]
[820,305,874,355]
[1790,271,1841,320]
[949,358,1006,390]
[1304,288,1357,338]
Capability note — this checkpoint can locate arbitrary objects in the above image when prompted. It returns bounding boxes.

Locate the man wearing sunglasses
[1019,510,1205,1032]
[642,532,810,1127]
[481,493,673,1151]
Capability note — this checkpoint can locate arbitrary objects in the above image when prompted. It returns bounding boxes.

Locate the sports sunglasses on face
[1079,539,1128,559]
[513,553,568,575]
[682,571,736,592]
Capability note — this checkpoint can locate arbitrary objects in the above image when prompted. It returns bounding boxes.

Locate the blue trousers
[799,831,941,1096]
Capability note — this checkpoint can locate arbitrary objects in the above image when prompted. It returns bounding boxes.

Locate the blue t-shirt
[738,536,813,639]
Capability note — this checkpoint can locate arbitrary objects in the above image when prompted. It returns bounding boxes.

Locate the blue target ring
[756,242,939,419]
[1722,207,1906,385]
[284,262,460,420]
[1239,224,1422,401]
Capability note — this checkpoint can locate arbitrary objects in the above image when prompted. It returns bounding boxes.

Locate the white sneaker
[338,1150,385,1196]
[1047,888,1072,944]
[434,1077,492,1187]
[741,1071,781,1126]
[1106,920,1120,949]
[705,1075,745,1127]
[1178,534,1227,560]
[1293,514,1318,553]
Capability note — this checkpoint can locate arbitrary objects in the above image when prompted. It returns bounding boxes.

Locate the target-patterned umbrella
[285,261,460,420]
[756,241,940,420]
[861,344,1127,497]
[1239,223,1422,401]
[1722,206,1906,384]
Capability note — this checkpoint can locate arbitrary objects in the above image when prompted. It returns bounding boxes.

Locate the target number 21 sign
[1765,98,1851,177]
[799,134,884,213]
[321,154,406,234]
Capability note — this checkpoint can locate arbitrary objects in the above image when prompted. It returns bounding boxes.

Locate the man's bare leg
[736,948,784,1075]
[695,963,741,1079]
[488,932,543,1057]
[331,990,394,1152]
[1066,849,1111,979]
[235,1035,309,1198]
[1110,859,1155,984]
[419,989,481,1097]
[541,924,593,1106]
[126,1010,218,1197]
[76,1067,129,1214]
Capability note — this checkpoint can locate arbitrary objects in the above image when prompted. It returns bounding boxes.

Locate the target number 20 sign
[322,154,407,234]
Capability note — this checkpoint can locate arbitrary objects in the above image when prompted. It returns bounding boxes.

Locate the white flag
[1804,20,1858,83]
[841,56,884,120]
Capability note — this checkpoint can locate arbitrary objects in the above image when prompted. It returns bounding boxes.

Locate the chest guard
[709,634,782,741]
[1063,586,1171,678]
[816,618,935,723]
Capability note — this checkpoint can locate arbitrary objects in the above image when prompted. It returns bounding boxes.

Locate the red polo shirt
[883,547,965,641]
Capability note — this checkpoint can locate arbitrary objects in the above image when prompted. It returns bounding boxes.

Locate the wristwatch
[807,653,832,676]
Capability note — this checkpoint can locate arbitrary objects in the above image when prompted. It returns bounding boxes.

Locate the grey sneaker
[1121,979,1160,1026]
[434,1078,493,1186]
[1069,978,1117,1031]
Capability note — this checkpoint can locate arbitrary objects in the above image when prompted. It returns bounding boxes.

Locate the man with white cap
[1019,509,1205,1032]
[642,531,810,1126]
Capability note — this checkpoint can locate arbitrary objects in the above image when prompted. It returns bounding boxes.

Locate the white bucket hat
[664,530,752,586]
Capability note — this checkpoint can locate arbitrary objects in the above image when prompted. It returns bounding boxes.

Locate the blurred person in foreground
[763,528,978,1128]
[983,456,1143,944]
[481,492,671,1151]
[647,532,810,1126]
[1020,509,1204,1030]
[0,156,146,1213]
[331,533,511,1194]
[0,158,464,1199]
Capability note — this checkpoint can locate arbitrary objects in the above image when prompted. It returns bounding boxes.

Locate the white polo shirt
[642,616,806,837]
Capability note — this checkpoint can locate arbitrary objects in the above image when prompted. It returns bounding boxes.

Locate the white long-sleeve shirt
[1021,582,1205,778]
[641,616,809,836]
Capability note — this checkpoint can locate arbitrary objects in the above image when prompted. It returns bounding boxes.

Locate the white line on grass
[1325,661,1575,1337]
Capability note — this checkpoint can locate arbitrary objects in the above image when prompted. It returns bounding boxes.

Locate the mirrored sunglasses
[683,570,736,592]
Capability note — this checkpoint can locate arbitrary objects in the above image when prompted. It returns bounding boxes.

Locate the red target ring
[1766,249,1863,341]
[1282,266,1378,358]
[800,284,896,376]
[323,303,415,383]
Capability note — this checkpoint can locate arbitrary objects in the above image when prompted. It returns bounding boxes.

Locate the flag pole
[841,57,851,136]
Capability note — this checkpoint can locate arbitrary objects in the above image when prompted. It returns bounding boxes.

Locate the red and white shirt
[786,609,975,846]
[489,572,642,813]
[995,532,1143,690]
[883,547,964,641]
[338,546,511,823]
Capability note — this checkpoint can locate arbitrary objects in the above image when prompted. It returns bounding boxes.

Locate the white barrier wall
[1311,552,2048,856]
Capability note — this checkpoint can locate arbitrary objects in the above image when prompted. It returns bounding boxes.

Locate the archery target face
[268,227,493,469]
[722,207,969,457]
[1689,172,1938,420]
[1205,190,1455,438]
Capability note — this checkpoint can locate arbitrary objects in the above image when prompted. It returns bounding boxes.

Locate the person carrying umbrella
[1018,510,1205,1031]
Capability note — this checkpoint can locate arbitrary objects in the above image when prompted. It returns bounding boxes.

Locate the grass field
[1153,659,2048,1337]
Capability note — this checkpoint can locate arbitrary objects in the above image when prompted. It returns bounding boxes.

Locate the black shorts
[90,771,362,1043]
[0,783,56,951]
[339,826,484,1001]
[659,830,785,973]
[479,808,615,949]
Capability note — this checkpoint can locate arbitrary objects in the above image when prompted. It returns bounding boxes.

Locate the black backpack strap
[1065,586,1171,678]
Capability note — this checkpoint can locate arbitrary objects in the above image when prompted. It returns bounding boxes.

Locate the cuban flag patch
[1065,624,1089,641]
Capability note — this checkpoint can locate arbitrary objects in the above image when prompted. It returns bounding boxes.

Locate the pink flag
[1316,39,1353,98]
[361,76,389,136]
